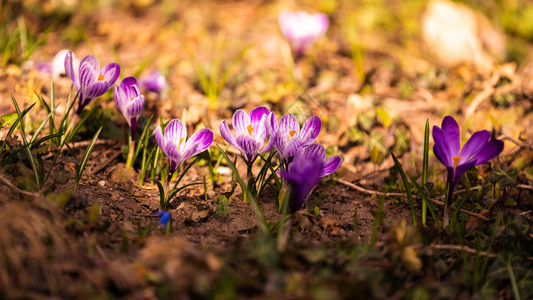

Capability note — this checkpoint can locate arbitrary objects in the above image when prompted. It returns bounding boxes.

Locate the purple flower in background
[156,210,171,227]
[53,49,80,79]
[220,107,273,166]
[114,77,145,134]
[433,116,504,226]
[64,51,120,115]
[271,113,321,164]
[278,10,329,56]
[155,119,213,175]
[139,70,167,94]
[280,144,341,212]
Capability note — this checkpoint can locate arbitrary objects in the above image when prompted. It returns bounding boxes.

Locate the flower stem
[125,127,136,168]
[443,181,455,227]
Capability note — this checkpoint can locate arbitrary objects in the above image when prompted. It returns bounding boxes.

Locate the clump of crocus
[433,116,504,226]
[155,118,213,209]
[278,10,329,57]
[64,50,120,115]
[114,77,145,168]
[219,107,273,170]
[269,113,321,167]
[280,144,342,212]
[139,70,167,95]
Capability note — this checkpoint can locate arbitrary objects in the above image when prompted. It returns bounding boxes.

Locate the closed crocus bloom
[64,51,120,114]
[433,116,504,226]
[52,49,80,79]
[278,10,329,56]
[280,144,342,212]
[272,113,321,164]
[114,77,145,134]
[155,119,213,175]
[219,107,273,166]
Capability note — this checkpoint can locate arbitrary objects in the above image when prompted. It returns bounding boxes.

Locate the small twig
[497,135,533,150]
[0,173,40,197]
[430,244,533,261]
[42,139,120,159]
[517,184,533,191]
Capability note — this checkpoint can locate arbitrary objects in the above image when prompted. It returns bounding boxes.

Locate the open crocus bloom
[433,116,504,187]
[220,107,273,166]
[433,116,504,225]
[139,70,167,94]
[114,77,145,134]
[65,51,120,114]
[155,119,213,175]
[278,10,329,56]
[280,144,341,212]
[271,113,321,164]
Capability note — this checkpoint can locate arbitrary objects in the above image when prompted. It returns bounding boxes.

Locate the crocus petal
[220,120,240,150]
[278,114,300,135]
[101,63,120,86]
[164,119,187,147]
[125,96,145,121]
[253,114,269,144]
[232,109,251,136]
[452,161,477,185]
[80,55,100,75]
[185,128,213,154]
[300,116,321,140]
[236,135,261,164]
[321,155,342,177]
[113,85,127,114]
[64,51,79,89]
[140,70,167,94]
[249,106,270,130]
[154,126,166,152]
[471,139,504,166]
[282,138,303,160]
[440,116,461,158]
[298,143,326,162]
[458,130,491,162]
[84,81,109,99]
[432,126,453,167]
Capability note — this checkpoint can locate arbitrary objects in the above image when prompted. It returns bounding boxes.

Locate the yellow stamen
[287,130,297,140]
[247,124,254,136]
[453,155,461,170]
[178,137,184,149]
[98,74,105,81]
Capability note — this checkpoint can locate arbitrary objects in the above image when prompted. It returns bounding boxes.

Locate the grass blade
[391,152,417,226]
[409,174,441,229]
[217,144,268,235]
[422,119,429,225]
[11,95,40,187]
[74,126,102,190]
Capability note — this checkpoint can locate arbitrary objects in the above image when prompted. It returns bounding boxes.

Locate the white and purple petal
[232,109,251,136]
[300,116,321,141]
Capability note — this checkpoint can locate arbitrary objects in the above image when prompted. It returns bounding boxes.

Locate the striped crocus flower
[278,10,329,57]
[219,107,273,166]
[280,144,342,212]
[64,51,120,114]
[155,119,213,175]
[270,113,321,164]
[114,77,145,135]
[139,70,167,95]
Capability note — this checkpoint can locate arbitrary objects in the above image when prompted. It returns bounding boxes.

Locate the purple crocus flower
[156,210,171,227]
[219,107,273,166]
[139,70,167,94]
[114,77,145,135]
[278,10,329,57]
[155,119,213,175]
[433,116,504,226]
[280,144,342,212]
[64,51,120,115]
[270,113,321,164]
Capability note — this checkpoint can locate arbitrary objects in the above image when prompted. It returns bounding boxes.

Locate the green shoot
[74,126,102,191]
[391,152,417,226]
[422,119,429,225]
[217,144,269,235]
